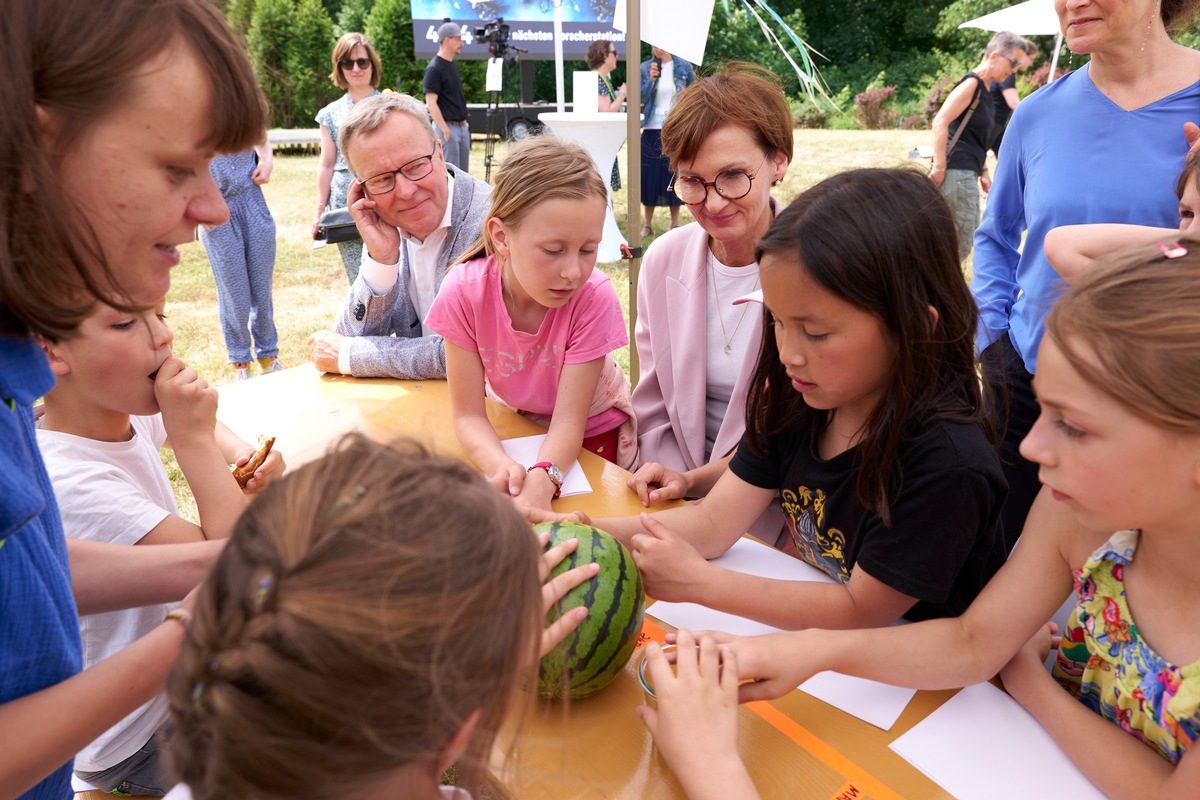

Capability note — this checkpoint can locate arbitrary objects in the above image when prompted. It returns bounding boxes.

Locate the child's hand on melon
[536,530,598,657]
[629,514,712,603]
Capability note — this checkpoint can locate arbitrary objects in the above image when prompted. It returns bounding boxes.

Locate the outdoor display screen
[412,0,626,60]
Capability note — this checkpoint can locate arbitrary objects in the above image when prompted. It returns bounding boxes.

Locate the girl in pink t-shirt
[426,137,636,513]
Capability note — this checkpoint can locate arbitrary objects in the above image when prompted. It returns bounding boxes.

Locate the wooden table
[217,366,955,800]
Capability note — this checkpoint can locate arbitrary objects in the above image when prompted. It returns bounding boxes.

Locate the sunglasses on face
[1000,53,1019,69]
[340,57,371,71]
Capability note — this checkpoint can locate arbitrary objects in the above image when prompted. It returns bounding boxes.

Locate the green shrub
[247,0,293,125]
[226,0,255,38]
[335,0,372,38]
[287,0,336,126]
[702,4,812,100]
[365,0,418,93]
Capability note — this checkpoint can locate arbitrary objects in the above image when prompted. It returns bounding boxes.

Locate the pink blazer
[631,219,786,545]
[631,223,760,473]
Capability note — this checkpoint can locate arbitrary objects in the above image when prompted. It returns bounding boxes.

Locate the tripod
[483,49,525,183]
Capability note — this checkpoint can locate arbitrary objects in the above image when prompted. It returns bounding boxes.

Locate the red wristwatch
[528,461,564,499]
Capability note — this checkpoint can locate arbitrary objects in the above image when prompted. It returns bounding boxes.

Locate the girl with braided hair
[165,434,594,800]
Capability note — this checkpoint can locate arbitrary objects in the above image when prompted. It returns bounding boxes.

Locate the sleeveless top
[945,73,994,176]
[1051,529,1200,763]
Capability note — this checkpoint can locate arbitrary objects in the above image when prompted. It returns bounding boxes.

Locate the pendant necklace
[708,249,757,355]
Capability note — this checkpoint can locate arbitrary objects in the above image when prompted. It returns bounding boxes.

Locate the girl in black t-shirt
[592,168,1007,631]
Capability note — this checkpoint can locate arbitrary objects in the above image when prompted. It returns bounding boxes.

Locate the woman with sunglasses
[628,62,791,542]
[928,30,1028,263]
[314,32,382,283]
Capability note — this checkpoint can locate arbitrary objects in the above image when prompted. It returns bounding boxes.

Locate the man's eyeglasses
[669,156,767,205]
[356,150,437,195]
[608,49,617,55]
[340,57,371,71]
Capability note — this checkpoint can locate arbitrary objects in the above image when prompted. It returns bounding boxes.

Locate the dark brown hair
[329,32,382,91]
[1047,234,1200,431]
[748,168,991,526]
[1163,0,1200,27]
[659,62,794,172]
[168,434,543,799]
[586,39,613,70]
[0,0,265,340]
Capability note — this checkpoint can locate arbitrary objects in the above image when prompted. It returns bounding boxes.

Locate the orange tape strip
[747,702,904,800]
[637,616,670,647]
[639,618,902,800]
[828,781,867,800]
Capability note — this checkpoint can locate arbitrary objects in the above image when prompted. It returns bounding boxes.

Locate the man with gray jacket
[307,92,490,378]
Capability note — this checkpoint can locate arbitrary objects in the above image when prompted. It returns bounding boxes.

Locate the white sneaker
[257,356,285,375]
[233,363,252,381]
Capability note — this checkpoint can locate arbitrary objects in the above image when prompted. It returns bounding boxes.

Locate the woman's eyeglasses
[669,156,767,205]
[1000,53,1020,69]
[340,57,371,71]
[355,150,437,195]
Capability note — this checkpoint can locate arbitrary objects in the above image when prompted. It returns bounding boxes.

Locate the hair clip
[192,680,206,712]
[1157,241,1187,259]
[250,571,276,615]
[324,483,368,520]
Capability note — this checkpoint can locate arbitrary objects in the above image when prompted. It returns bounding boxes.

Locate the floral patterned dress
[1052,529,1200,763]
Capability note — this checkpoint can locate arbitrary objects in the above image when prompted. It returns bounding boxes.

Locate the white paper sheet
[500,434,591,497]
[799,671,917,732]
[648,538,917,730]
[485,58,503,93]
[571,71,599,113]
[889,682,1106,800]
[613,0,715,67]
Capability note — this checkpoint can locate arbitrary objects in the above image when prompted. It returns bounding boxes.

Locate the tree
[226,0,256,37]
[703,3,810,98]
[288,0,337,125]
[248,0,294,125]
[335,0,373,37]
[365,0,417,92]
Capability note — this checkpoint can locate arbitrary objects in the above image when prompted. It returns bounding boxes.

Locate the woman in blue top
[971,0,1200,548]
[0,1,265,796]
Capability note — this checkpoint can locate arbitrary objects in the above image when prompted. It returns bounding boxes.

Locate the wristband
[929,167,945,175]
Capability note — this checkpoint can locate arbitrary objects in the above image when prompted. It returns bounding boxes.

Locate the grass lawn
[165,128,942,516]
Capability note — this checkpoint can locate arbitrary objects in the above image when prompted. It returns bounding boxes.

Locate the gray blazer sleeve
[330,167,491,380]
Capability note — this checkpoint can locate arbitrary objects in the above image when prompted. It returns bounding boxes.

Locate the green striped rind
[535,521,645,700]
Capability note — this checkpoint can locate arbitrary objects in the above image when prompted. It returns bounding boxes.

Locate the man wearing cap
[424,22,470,171]
[306,92,491,379]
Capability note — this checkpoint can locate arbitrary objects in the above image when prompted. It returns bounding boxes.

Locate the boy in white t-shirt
[36,298,284,796]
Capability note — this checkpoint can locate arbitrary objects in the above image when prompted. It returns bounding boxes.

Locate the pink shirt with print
[426,255,629,436]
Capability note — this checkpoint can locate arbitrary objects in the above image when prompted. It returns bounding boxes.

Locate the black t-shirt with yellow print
[730,419,1008,622]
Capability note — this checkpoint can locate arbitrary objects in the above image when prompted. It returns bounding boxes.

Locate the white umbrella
[958,0,1064,81]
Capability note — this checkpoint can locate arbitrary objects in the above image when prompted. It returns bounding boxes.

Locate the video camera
[475,17,511,58]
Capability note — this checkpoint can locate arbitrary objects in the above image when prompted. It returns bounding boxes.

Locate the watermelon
[535,521,645,700]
